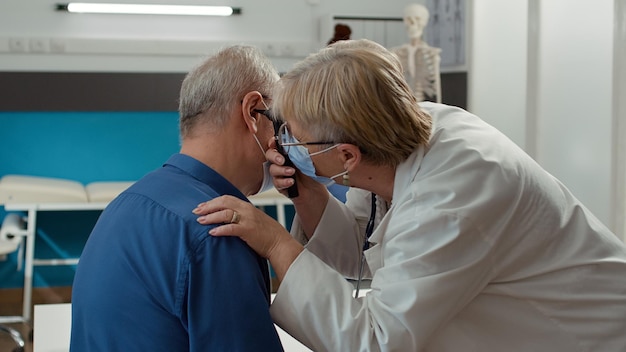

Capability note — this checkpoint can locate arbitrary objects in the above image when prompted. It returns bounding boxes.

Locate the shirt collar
[163,153,247,201]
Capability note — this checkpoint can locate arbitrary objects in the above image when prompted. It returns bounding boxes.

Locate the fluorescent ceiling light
[56,3,241,16]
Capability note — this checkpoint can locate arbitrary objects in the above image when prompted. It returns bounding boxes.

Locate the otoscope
[272,119,299,198]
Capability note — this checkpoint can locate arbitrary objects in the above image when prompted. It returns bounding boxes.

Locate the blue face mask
[285,139,347,187]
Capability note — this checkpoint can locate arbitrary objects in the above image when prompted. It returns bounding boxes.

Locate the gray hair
[178,45,279,138]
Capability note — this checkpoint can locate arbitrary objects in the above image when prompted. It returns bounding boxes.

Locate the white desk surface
[34,296,311,352]
[34,304,72,352]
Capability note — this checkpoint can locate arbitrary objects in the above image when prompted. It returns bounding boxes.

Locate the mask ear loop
[249,96,270,161]
[309,143,340,156]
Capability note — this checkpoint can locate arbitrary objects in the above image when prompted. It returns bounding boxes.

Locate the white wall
[470,0,623,239]
[613,0,626,239]
[0,0,424,73]
[469,0,528,149]
[536,0,614,228]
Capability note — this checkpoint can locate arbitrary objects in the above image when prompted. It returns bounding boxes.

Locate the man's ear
[337,143,361,171]
[240,91,263,133]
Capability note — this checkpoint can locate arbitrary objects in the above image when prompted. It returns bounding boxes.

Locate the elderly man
[70,45,284,351]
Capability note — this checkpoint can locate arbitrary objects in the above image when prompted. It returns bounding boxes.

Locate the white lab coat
[270,102,626,352]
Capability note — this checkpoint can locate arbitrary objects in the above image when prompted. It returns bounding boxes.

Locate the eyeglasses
[277,122,335,154]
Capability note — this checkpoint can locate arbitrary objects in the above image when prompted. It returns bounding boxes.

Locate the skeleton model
[391,4,442,103]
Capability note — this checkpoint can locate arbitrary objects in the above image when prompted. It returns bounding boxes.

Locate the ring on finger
[230,211,240,224]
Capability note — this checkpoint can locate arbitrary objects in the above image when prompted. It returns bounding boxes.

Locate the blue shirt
[71,154,283,351]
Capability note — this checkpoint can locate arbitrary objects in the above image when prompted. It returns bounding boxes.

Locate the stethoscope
[355,192,377,298]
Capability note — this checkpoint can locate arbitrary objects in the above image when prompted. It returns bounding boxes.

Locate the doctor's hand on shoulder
[193,192,303,282]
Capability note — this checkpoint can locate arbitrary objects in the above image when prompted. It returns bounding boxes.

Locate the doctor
[194,39,626,351]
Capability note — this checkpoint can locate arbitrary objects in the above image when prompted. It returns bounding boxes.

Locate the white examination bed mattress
[0,174,134,205]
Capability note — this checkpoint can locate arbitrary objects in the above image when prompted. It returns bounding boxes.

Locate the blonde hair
[273,39,432,167]
[179,45,279,138]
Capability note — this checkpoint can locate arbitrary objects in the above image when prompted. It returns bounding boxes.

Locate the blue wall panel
[0,111,180,288]
[0,111,180,183]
